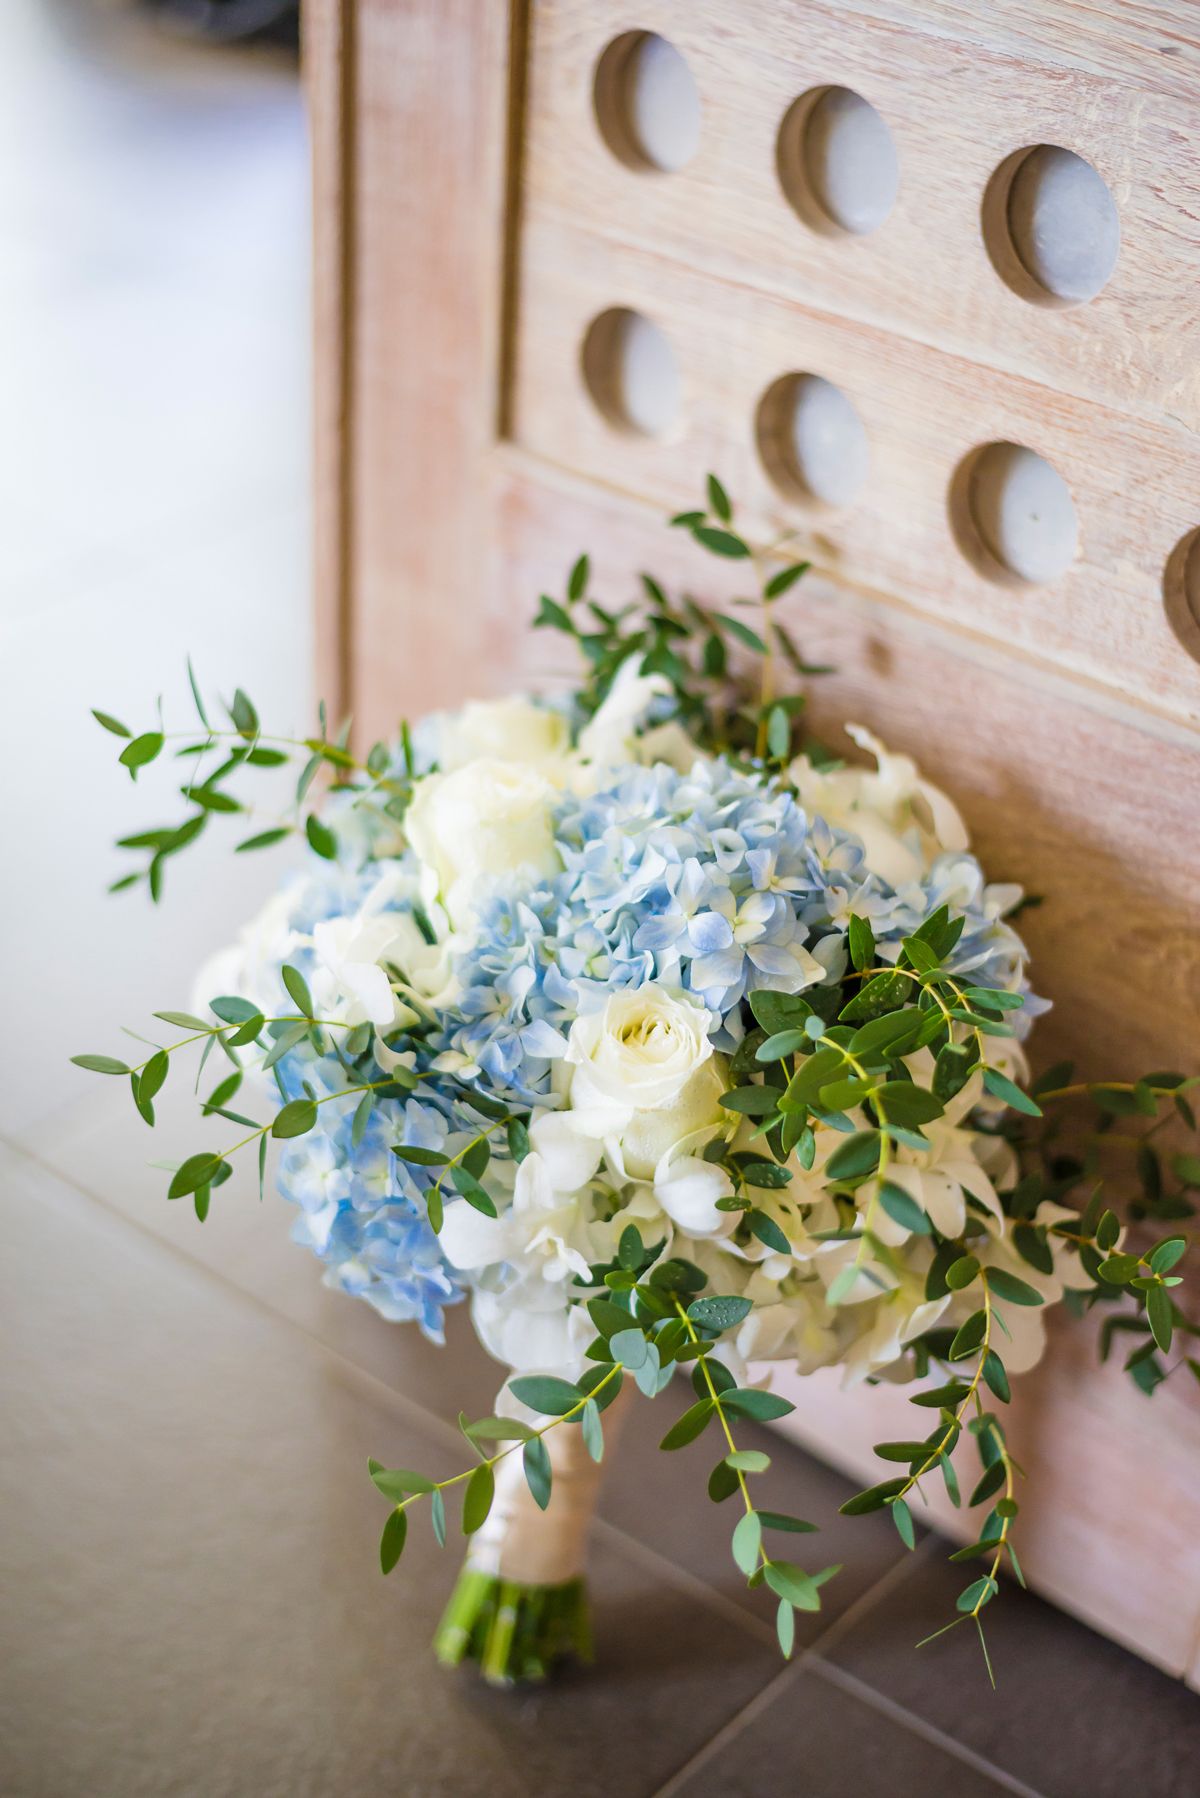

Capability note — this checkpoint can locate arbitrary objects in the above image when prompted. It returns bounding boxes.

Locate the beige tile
[0,1141,783,1797]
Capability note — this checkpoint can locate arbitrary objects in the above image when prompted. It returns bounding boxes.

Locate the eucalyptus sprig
[92,668,416,899]
[368,1228,833,1657]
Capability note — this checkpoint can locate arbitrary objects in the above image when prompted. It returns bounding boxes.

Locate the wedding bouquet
[77,481,1198,1686]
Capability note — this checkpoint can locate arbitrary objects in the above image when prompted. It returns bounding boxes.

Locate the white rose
[433,695,570,774]
[405,758,561,928]
[564,984,728,1179]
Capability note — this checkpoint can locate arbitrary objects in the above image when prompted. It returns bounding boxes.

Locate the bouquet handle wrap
[467,1383,632,1585]
[435,1382,632,1683]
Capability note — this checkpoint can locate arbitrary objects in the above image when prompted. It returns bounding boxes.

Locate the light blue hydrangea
[435,757,1041,1100]
[277,1097,463,1339]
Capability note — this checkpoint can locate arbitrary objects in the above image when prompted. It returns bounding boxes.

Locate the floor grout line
[647,1538,939,1798]
[805,1657,1049,1798]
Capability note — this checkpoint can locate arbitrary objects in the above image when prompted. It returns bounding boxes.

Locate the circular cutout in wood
[581,308,681,437]
[1163,528,1200,663]
[777,87,898,236]
[756,372,869,507]
[950,441,1078,584]
[982,144,1119,305]
[593,32,700,174]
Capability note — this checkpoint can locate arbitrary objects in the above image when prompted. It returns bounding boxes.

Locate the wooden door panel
[307,0,1200,1677]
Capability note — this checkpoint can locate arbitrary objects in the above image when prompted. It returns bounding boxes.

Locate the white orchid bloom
[439,1151,592,1286]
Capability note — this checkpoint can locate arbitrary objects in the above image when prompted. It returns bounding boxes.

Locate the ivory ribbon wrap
[466,1384,633,1586]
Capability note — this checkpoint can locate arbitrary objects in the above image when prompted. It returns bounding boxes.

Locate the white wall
[0,2,313,1142]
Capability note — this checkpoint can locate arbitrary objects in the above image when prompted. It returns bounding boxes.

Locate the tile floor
[3,7,1199,1795]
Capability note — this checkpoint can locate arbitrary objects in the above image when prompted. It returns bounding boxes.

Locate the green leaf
[391,1144,449,1167]
[982,1350,1011,1404]
[892,1497,915,1550]
[877,1181,931,1235]
[1147,1285,1173,1355]
[534,595,572,631]
[758,1511,817,1534]
[236,827,291,853]
[708,1460,741,1503]
[723,1389,795,1422]
[462,1462,495,1535]
[840,970,909,1022]
[272,1098,317,1139]
[874,1083,944,1127]
[508,1375,582,1417]
[969,1461,1006,1508]
[706,472,732,522]
[776,1598,795,1658]
[741,1161,792,1190]
[1098,1252,1141,1285]
[567,553,590,600]
[767,705,790,760]
[610,1327,649,1370]
[839,1478,905,1516]
[697,529,752,561]
[71,1053,131,1076]
[209,995,260,1024]
[748,1210,791,1253]
[825,1131,880,1181]
[506,1118,531,1163]
[229,688,259,738]
[763,1562,822,1611]
[982,1067,1042,1117]
[726,1449,770,1472]
[379,1508,407,1574]
[714,614,766,653]
[140,1050,169,1104]
[946,1254,981,1291]
[281,964,313,1016]
[720,1084,781,1116]
[167,1152,229,1200]
[763,561,810,600]
[847,914,876,972]
[949,1310,987,1361]
[522,1436,552,1510]
[92,708,132,738]
[731,1511,762,1576]
[119,731,164,775]
[687,1295,753,1333]
[1149,1237,1186,1275]
[956,1576,998,1613]
[449,1166,497,1217]
[430,1488,446,1547]
[369,1462,437,1499]
[933,1043,977,1104]
[985,1268,1043,1307]
[462,1416,535,1444]
[581,1398,604,1463]
[963,987,1024,1012]
[305,814,337,860]
[660,1400,715,1450]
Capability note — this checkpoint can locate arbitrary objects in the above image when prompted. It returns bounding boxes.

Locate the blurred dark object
[145,0,299,47]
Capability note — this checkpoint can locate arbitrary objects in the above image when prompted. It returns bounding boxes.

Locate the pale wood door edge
[305,0,356,725]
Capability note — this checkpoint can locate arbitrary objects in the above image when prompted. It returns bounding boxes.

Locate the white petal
[439,1199,512,1271]
[529,1111,603,1193]
[655,1154,736,1238]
